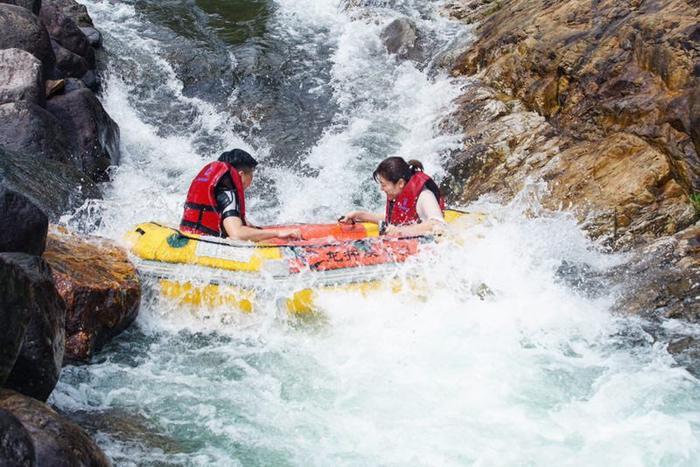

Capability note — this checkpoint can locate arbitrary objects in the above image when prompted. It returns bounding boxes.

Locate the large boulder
[0,255,33,387]
[0,146,101,221]
[43,0,93,27]
[0,0,41,14]
[51,38,90,79]
[40,2,94,62]
[0,389,110,467]
[380,17,423,61]
[0,186,48,256]
[46,88,120,180]
[0,4,56,74]
[1,254,65,402]
[0,408,35,467]
[0,101,75,165]
[0,48,44,106]
[43,230,140,363]
[79,26,101,48]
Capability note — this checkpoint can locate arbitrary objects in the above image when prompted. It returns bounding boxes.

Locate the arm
[223,217,301,241]
[384,220,445,237]
[338,210,384,224]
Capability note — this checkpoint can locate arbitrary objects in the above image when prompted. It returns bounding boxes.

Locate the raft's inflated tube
[125,209,485,314]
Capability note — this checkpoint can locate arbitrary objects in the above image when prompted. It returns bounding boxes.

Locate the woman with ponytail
[339,156,445,236]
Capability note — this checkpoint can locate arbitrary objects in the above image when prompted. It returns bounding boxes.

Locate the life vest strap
[180,220,221,237]
[184,202,217,212]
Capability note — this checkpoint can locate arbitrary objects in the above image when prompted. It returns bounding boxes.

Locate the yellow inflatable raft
[124,209,484,314]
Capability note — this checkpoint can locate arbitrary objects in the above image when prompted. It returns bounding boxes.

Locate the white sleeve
[416,189,445,223]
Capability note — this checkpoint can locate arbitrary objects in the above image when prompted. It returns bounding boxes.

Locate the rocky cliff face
[444,0,699,249]
[442,0,700,330]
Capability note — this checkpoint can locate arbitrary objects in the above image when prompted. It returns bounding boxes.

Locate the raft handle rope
[149,222,435,250]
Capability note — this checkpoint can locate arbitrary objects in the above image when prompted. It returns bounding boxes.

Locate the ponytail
[407,159,423,174]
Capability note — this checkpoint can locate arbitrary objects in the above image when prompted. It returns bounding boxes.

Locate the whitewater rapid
[52,0,700,465]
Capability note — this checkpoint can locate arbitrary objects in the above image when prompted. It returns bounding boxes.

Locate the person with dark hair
[339,156,445,236]
[181,149,301,241]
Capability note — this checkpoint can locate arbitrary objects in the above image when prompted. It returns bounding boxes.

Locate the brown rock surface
[446,0,700,248]
[0,389,110,466]
[43,229,140,363]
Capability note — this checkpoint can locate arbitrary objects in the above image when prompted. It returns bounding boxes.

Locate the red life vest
[385,172,445,226]
[180,161,246,237]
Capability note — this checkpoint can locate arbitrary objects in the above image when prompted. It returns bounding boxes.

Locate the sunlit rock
[446,0,699,248]
[0,49,44,106]
[0,389,110,466]
[1,253,65,402]
[43,229,140,363]
[0,4,56,75]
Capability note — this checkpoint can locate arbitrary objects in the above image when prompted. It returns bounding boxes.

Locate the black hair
[372,156,424,183]
[372,156,441,201]
[218,148,258,172]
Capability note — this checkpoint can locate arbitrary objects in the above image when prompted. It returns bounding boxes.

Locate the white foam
[52,0,700,464]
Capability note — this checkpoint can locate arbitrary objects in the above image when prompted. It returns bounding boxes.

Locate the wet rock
[667,336,696,355]
[0,186,48,256]
[448,0,700,248]
[0,408,35,467]
[80,69,100,92]
[0,101,75,165]
[0,4,56,74]
[44,0,93,27]
[0,0,41,15]
[609,222,700,322]
[46,88,120,180]
[381,17,423,61]
[66,408,186,456]
[51,39,90,79]
[0,389,110,466]
[691,84,700,158]
[0,255,33,387]
[40,2,94,62]
[62,76,86,93]
[0,101,76,165]
[1,253,65,402]
[443,0,495,24]
[80,26,102,48]
[555,260,605,298]
[43,230,140,363]
[0,146,101,221]
[0,49,44,106]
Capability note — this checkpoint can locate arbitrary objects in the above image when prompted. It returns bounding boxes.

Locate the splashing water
[52,0,700,465]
